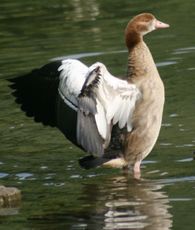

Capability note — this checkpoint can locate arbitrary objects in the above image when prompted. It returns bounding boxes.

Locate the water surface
[1,0,195,229]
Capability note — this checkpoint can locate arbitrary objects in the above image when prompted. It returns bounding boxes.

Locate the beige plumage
[102,13,169,177]
[58,13,169,178]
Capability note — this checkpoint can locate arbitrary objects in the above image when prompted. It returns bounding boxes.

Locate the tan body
[103,42,164,173]
[103,13,169,177]
[124,41,165,167]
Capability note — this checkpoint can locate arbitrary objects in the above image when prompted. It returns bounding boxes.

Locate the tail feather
[79,156,110,169]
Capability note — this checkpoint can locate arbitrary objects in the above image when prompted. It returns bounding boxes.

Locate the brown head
[125,13,169,49]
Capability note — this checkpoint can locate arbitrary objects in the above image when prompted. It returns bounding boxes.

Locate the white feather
[58,59,88,108]
[57,59,141,153]
[90,62,141,133]
[95,99,108,140]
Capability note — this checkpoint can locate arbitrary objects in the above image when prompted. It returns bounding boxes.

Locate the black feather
[79,66,101,97]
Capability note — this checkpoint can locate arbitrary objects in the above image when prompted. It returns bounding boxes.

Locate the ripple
[179,128,189,132]
[104,218,148,230]
[44,176,53,180]
[169,198,192,202]
[0,172,9,178]
[143,160,158,164]
[173,46,195,55]
[15,172,34,180]
[176,158,193,162]
[146,170,161,175]
[105,201,145,208]
[51,50,127,61]
[176,144,195,148]
[169,113,179,118]
[156,61,177,67]
[157,176,195,185]
[160,143,173,146]
[44,173,56,180]
[52,52,103,60]
[160,172,169,176]
[87,173,97,178]
[70,174,82,179]
[40,166,48,170]
[43,182,65,187]
[162,123,172,127]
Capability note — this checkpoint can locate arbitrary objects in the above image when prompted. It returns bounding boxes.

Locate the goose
[11,13,169,178]
[57,13,169,178]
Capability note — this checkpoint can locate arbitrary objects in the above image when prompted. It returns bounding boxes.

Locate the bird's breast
[132,76,164,135]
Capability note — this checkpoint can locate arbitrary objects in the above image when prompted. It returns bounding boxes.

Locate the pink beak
[155,19,170,29]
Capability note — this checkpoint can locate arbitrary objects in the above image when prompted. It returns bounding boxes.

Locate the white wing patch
[58,59,88,110]
[90,62,141,140]
[57,59,141,155]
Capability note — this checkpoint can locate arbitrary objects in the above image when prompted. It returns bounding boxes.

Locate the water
[1,0,195,229]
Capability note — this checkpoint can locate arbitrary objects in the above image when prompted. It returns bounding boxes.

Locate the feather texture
[58,59,141,157]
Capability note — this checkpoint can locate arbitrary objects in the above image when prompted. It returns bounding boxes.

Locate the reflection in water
[28,175,172,230]
[0,208,20,216]
[85,176,172,230]
[70,0,100,21]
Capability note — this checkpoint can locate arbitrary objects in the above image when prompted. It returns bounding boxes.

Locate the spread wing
[10,58,140,159]
[77,62,141,157]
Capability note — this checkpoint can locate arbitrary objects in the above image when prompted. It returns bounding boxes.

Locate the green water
[1,0,195,229]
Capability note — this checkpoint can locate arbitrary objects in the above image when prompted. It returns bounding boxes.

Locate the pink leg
[133,160,141,179]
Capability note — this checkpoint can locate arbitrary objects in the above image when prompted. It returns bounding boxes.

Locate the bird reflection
[81,175,172,230]
[26,174,172,230]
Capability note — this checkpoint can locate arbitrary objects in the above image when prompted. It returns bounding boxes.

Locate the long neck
[126,41,158,83]
[125,28,142,49]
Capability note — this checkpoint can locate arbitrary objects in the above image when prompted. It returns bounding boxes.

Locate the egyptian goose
[57,13,169,178]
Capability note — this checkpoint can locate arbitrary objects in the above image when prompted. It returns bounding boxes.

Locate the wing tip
[77,111,105,157]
